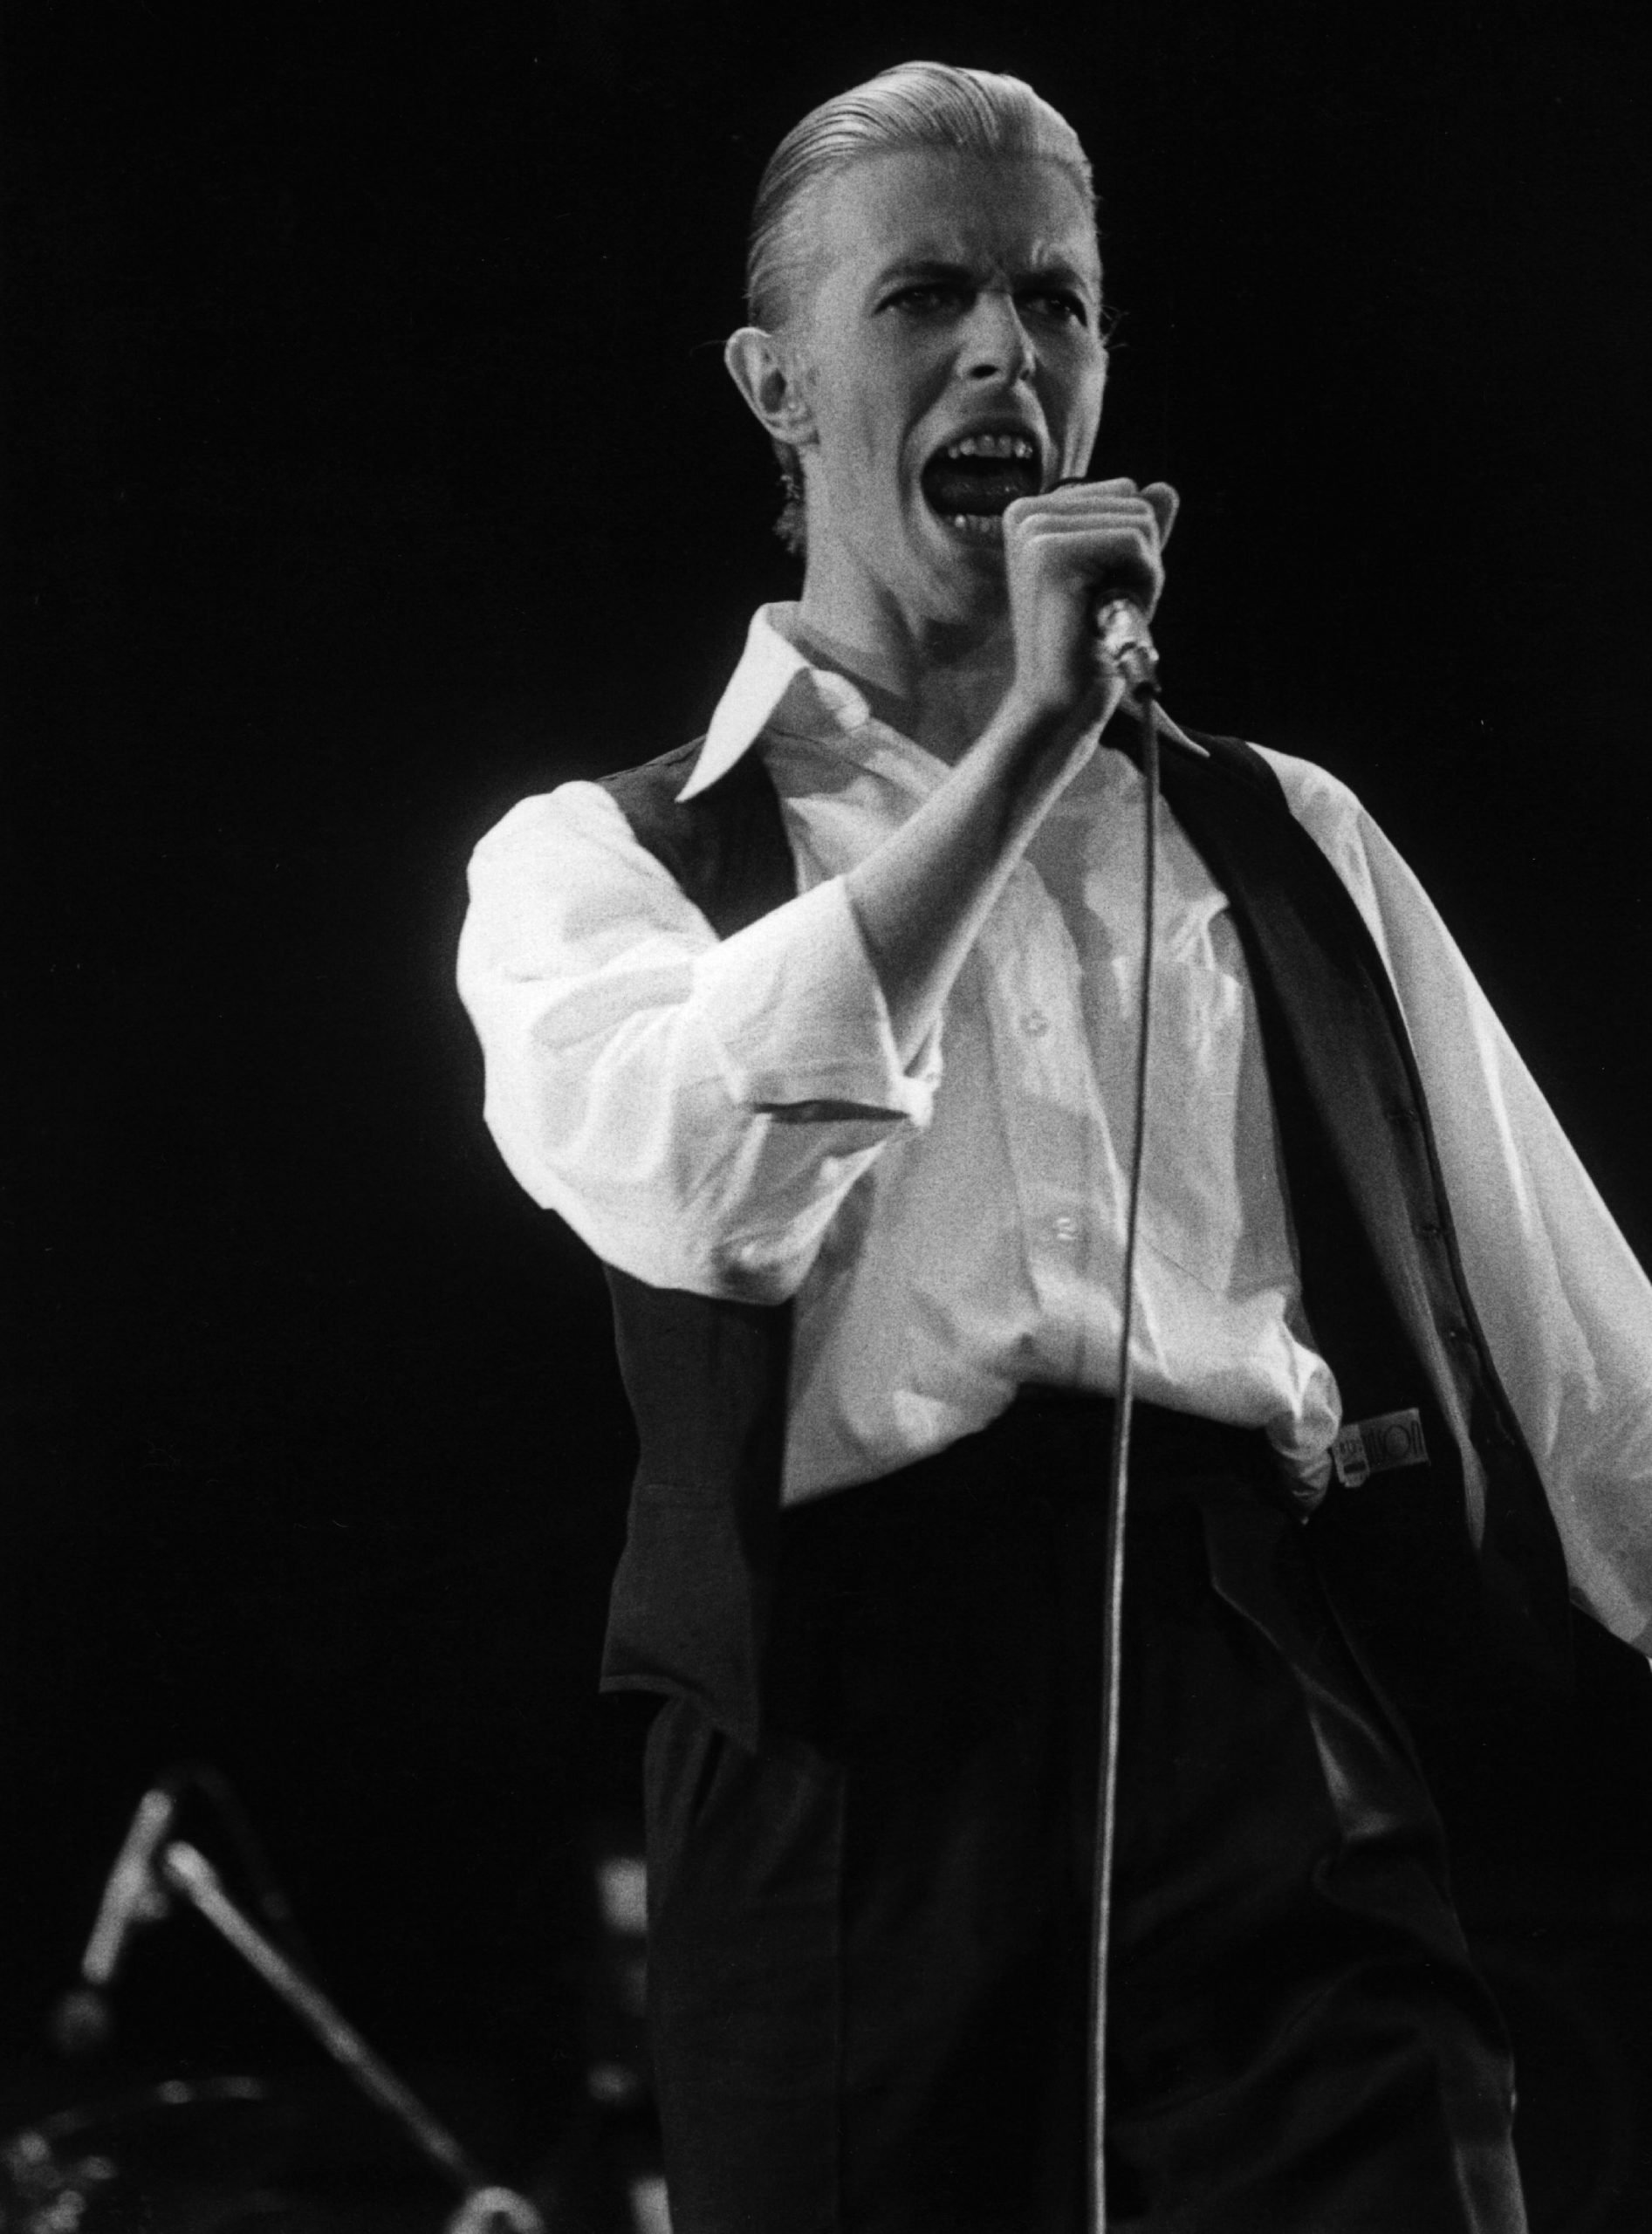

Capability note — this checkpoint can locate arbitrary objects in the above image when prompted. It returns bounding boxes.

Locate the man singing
[458,60,1652,2234]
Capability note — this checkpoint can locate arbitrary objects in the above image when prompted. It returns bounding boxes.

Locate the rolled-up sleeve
[1270,750,1652,1648]
[456,780,941,1302]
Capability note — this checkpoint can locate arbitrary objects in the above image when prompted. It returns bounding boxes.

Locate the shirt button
[1052,1215,1081,1244]
[1024,1012,1050,1037]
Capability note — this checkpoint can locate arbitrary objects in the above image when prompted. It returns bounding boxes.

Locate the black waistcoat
[594,723,1572,1751]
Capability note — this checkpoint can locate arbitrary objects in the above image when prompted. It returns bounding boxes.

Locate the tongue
[923,460,1038,517]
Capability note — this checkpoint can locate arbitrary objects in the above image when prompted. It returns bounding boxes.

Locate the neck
[791,553,1015,764]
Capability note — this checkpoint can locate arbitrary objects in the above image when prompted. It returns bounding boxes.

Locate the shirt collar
[677,605,872,800]
[676,600,1208,802]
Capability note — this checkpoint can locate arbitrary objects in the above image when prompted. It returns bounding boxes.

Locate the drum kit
[6,1761,1645,2232]
[0,1767,668,2234]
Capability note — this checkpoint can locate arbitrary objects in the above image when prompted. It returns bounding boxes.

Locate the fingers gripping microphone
[1093,597,1160,697]
[50,1778,181,2052]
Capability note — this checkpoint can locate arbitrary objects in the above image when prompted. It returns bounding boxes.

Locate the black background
[7,0,1652,2195]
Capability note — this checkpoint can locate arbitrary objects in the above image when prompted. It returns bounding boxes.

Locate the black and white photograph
[7,5,1652,2228]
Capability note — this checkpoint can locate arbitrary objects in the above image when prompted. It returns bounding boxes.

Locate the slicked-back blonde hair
[744,61,1097,552]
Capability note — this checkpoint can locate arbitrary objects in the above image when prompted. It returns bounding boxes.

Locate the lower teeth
[948,512,1003,538]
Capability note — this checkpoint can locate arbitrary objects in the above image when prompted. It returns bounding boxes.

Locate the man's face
[788,148,1107,624]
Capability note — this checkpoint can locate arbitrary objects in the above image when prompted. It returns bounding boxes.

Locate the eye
[1021,288,1088,327]
[883,282,969,316]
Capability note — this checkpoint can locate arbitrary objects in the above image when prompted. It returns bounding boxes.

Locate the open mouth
[920,432,1043,538]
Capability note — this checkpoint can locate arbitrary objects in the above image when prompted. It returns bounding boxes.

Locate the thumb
[1141,481,1180,550]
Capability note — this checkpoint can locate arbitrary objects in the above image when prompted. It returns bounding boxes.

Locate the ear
[724,326,816,449]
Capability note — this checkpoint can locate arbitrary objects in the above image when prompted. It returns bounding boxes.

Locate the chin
[932,524,1009,605]
[842,512,1006,620]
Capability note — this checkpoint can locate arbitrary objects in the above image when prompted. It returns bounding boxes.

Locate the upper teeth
[944,435,1034,461]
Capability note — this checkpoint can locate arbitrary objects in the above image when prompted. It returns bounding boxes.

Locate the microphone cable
[1086,609,1162,2234]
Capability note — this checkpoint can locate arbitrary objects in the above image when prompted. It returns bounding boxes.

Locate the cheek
[1049,359,1106,449]
[1076,346,1109,418]
[830,380,909,478]
[806,333,946,490]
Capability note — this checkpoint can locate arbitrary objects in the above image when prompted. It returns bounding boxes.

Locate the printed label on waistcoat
[1332,1408,1429,1489]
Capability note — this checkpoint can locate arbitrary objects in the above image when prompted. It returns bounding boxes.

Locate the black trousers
[642,1395,1528,2233]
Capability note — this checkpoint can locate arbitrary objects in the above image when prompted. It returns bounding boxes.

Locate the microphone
[1093,598,1160,697]
[1047,477,1165,698]
[49,1778,181,2052]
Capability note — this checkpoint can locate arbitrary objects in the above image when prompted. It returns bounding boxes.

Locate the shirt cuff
[690,876,941,1125]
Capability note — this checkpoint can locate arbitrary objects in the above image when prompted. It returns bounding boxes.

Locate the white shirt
[458,606,1652,1653]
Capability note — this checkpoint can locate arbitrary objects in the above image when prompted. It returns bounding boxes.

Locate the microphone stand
[122,1834,543,2234]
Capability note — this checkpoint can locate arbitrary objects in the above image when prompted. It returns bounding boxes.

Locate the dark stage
[7,3,1652,2225]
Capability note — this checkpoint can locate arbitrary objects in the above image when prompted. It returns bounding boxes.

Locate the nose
[960,289,1036,384]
